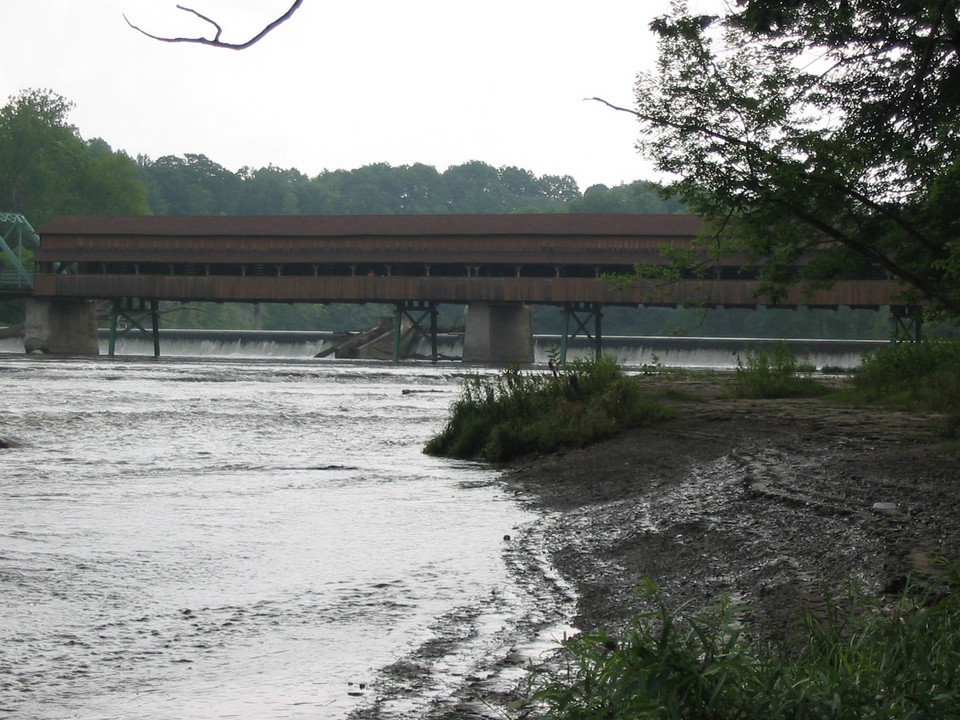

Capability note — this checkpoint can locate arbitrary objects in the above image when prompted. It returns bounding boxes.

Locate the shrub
[728,341,827,399]
[854,340,960,412]
[531,571,960,720]
[424,356,674,462]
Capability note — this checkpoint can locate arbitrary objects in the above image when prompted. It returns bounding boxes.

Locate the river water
[0,356,574,719]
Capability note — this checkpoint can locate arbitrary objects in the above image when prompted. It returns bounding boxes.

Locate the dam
[0,329,888,370]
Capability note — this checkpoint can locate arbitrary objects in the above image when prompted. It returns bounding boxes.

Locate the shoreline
[498,379,960,640]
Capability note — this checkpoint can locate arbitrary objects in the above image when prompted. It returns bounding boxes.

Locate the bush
[728,341,827,399]
[531,572,960,720]
[854,340,960,412]
[424,357,675,462]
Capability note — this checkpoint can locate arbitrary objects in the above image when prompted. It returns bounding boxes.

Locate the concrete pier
[461,302,534,364]
[24,299,100,355]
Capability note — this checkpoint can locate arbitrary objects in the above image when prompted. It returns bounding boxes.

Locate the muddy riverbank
[500,378,960,641]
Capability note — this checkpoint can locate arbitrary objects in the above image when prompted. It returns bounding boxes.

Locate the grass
[423,356,675,462]
[530,571,960,720]
[727,341,829,399]
[724,339,960,440]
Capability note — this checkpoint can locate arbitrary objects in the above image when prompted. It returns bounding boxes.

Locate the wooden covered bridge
[27,213,909,361]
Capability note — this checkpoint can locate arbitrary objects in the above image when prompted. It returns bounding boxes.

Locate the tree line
[0,88,683,227]
[136,154,686,218]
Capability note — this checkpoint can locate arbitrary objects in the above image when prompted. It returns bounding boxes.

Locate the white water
[0,357,572,719]
[0,330,887,369]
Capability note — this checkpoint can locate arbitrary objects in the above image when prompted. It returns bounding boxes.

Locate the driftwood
[315,319,401,360]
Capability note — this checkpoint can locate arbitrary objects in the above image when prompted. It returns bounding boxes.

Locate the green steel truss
[393,301,439,362]
[108,298,161,358]
[0,212,39,290]
[560,302,603,363]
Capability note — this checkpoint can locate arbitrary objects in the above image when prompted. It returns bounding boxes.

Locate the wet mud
[502,380,960,640]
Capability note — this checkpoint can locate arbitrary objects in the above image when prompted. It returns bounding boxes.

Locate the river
[0,355,574,719]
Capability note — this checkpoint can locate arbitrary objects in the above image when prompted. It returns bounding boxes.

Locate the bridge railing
[0,269,34,290]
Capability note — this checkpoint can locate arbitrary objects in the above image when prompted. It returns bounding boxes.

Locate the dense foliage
[634,0,960,316]
[133,155,683,217]
[423,357,674,462]
[854,340,960,412]
[0,88,683,226]
[532,575,960,720]
[0,90,147,225]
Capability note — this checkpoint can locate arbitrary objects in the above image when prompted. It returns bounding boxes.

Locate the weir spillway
[0,329,888,370]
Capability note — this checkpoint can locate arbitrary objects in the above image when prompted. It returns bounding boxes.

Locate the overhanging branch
[125,0,303,50]
[587,96,942,257]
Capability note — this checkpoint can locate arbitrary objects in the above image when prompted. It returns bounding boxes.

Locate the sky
[1,0,687,191]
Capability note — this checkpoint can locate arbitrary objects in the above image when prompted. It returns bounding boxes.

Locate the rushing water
[0,331,887,369]
[0,356,573,719]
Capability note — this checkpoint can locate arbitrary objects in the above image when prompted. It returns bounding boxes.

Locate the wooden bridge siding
[37,213,705,240]
[36,233,719,267]
[32,273,906,308]
[33,215,902,309]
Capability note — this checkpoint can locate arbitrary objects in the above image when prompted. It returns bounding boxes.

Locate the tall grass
[854,340,960,412]
[423,356,674,462]
[728,341,828,399]
[531,573,960,720]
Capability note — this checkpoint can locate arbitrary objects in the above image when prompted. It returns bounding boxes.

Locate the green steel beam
[392,301,439,363]
[107,297,162,358]
[0,213,39,288]
[891,305,923,343]
[560,302,603,363]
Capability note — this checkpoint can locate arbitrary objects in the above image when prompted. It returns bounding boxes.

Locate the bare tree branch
[124,0,303,50]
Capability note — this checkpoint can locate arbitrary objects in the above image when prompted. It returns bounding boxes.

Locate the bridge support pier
[891,305,923,342]
[23,298,100,355]
[462,302,534,364]
[393,301,439,363]
[108,298,161,358]
[560,302,603,363]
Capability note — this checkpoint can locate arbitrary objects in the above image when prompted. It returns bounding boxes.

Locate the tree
[618,0,960,315]
[569,180,686,214]
[0,89,148,224]
[75,138,149,215]
[237,165,307,215]
[139,153,241,215]
[442,161,508,213]
[0,89,83,221]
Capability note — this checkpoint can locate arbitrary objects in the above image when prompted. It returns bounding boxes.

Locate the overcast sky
[2,0,693,190]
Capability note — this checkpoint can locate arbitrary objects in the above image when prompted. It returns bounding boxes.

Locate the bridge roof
[39,213,703,239]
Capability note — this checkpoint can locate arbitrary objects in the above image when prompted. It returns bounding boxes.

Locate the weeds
[727,341,827,399]
[531,571,960,720]
[423,356,674,462]
[853,340,960,412]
